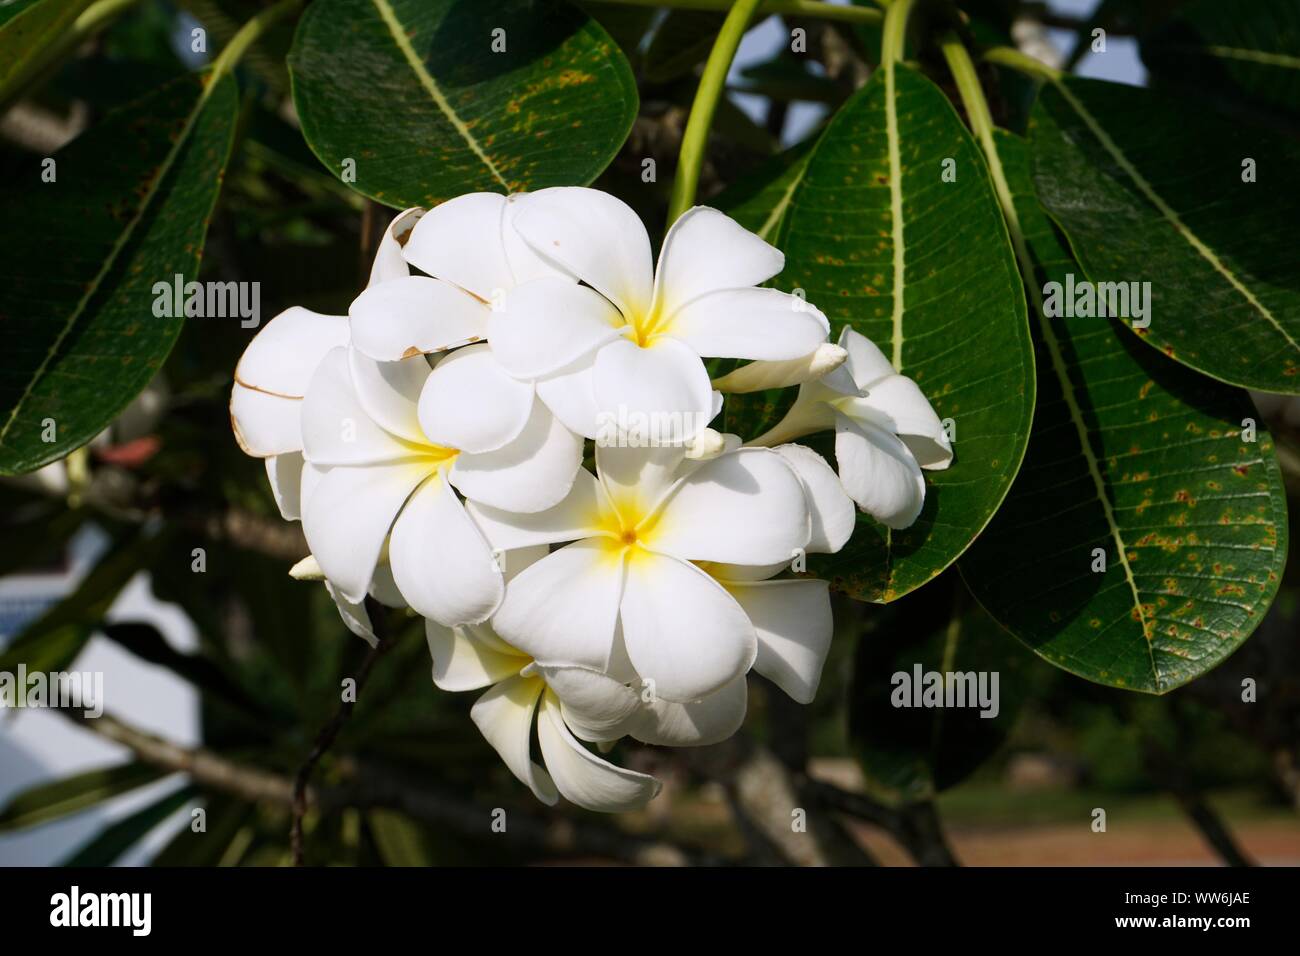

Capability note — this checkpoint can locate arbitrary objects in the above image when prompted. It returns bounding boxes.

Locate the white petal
[537,691,659,812]
[746,385,838,447]
[595,442,686,522]
[450,397,583,513]
[471,675,557,805]
[773,443,854,554]
[619,551,756,702]
[368,207,422,287]
[301,460,429,602]
[401,193,511,300]
[535,358,601,439]
[369,561,406,608]
[300,460,325,515]
[326,580,377,648]
[349,276,488,361]
[466,469,608,551]
[266,452,304,520]
[667,287,828,361]
[652,206,784,319]
[234,306,349,398]
[650,448,810,565]
[301,348,423,465]
[531,664,640,742]
[492,540,623,672]
[512,186,654,317]
[838,326,896,389]
[592,337,713,446]
[426,619,526,692]
[727,579,832,704]
[501,544,550,583]
[629,674,747,747]
[348,348,429,445]
[851,376,953,470]
[502,193,569,286]
[488,276,624,379]
[417,343,533,453]
[389,473,504,626]
[231,384,301,457]
[712,342,848,393]
[834,412,925,529]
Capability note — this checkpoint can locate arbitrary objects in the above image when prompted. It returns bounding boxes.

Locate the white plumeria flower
[466,442,831,703]
[298,340,583,628]
[230,208,424,519]
[751,327,952,530]
[482,187,832,445]
[425,546,693,812]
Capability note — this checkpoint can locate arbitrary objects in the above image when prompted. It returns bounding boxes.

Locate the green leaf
[0,72,239,475]
[150,794,255,866]
[775,63,1034,602]
[961,131,1289,695]
[60,785,196,866]
[100,621,271,720]
[850,574,1041,802]
[367,809,433,866]
[1142,0,1300,117]
[0,763,166,831]
[0,530,159,674]
[288,0,638,209]
[0,0,91,98]
[1030,77,1300,393]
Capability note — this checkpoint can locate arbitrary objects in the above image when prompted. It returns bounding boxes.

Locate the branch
[290,600,391,865]
[805,779,960,866]
[59,707,723,866]
[1141,735,1254,867]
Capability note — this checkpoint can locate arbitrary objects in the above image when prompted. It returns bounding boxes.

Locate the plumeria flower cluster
[230,187,950,812]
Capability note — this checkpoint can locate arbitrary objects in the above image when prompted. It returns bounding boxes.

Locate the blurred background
[1,0,1297,866]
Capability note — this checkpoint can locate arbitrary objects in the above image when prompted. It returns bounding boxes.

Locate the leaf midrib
[884,58,906,371]
[0,75,224,449]
[368,0,509,192]
[1052,78,1300,358]
[981,128,1160,686]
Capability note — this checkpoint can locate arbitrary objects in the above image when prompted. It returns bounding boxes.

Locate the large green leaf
[1142,0,1300,117]
[850,573,1041,803]
[0,0,90,98]
[775,63,1034,602]
[288,0,638,209]
[0,763,166,831]
[961,131,1289,695]
[0,72,238,475]
[60,785,196,866]
[1030,77,1300,394]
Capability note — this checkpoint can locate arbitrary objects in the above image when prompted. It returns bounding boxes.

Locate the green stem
[982,45,1063,82]
[604,0,881,25]
[0,0,141,109]
[939,35,1038,322]
[880,0,917,64]
[666,0,765,225]
[207,0,303,84]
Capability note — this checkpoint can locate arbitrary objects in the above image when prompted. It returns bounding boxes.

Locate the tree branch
[290,599,391,865]
[58,707,724,866]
